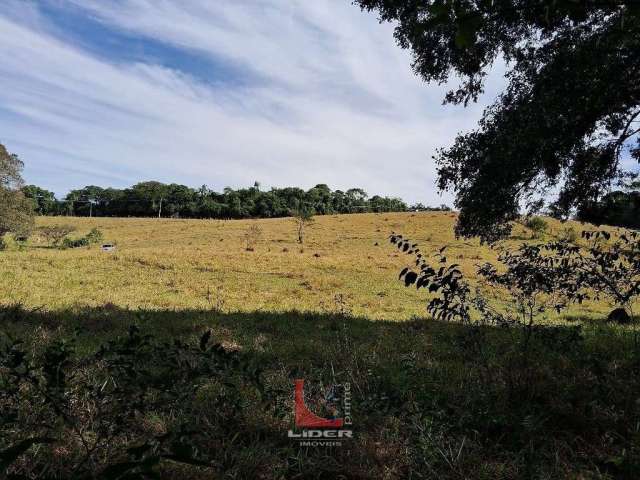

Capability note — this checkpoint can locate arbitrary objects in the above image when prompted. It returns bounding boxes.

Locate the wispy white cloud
[0,0,504,203]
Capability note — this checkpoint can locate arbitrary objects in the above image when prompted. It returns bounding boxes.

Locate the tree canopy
[21,181,444,219]
[356,0,640,240]
[0,144,34,238]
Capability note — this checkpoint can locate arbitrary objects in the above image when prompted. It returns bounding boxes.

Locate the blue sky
[0,0,505,204]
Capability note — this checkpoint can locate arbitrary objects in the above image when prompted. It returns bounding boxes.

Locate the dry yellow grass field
[0,212,622,321]
[3,213,640,479]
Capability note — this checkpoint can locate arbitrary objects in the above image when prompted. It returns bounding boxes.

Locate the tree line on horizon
[19,178,640,229]
[21,181,451,219]
[574,180,640,230]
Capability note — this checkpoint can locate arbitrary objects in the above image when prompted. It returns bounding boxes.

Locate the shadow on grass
[0,303,463,363]
[1,304,640,478]
[1,302,632,355]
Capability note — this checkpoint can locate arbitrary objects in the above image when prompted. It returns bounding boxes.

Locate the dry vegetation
[0,212,626,321]
[2,213,640,479]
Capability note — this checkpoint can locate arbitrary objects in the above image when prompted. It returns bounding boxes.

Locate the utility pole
[158,197,163,218]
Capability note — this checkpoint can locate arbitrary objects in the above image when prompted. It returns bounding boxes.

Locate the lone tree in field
[38,224,77,247]
[0,143,34,239]
[293,205,314,245]
[243,224,263,251]
[357,1,640,241]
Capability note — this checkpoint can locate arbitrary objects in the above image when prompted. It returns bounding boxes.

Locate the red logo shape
[294,379,344,428]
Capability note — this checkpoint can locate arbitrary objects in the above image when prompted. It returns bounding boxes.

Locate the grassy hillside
[0,212,623,321]
[2,213,639,479]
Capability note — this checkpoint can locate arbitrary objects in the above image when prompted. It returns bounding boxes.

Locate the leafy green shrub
[0,235,24,251]
[13,235,29,251]
[86,227,104,245]
[391,228,640,328]
[61,236,89,249]
[524,216,548,239]
[60,228,104,249]
[0,326,264,478]
[559,230,640,320]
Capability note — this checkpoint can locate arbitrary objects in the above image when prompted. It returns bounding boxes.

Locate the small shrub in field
[565,230,640,320]
[60,228,104,249]
[244,224,262,251]
[560,226,579,243]
[86,227,104,245]
[390,228,640,328]
[38,225,76,247]
[389,232,587,409]
[13,235,29,251]
[0,235,25,251]
[61,236,89,249]
[524,216,548,239]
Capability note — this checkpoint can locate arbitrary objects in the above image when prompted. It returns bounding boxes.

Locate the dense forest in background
[21,181,448,219]
[20,179,640,228]
[576,188,640,230]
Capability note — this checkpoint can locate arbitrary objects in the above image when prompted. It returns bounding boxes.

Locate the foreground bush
[0,326,265,479]
[391,228,640,328]
[1,304,640,479]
